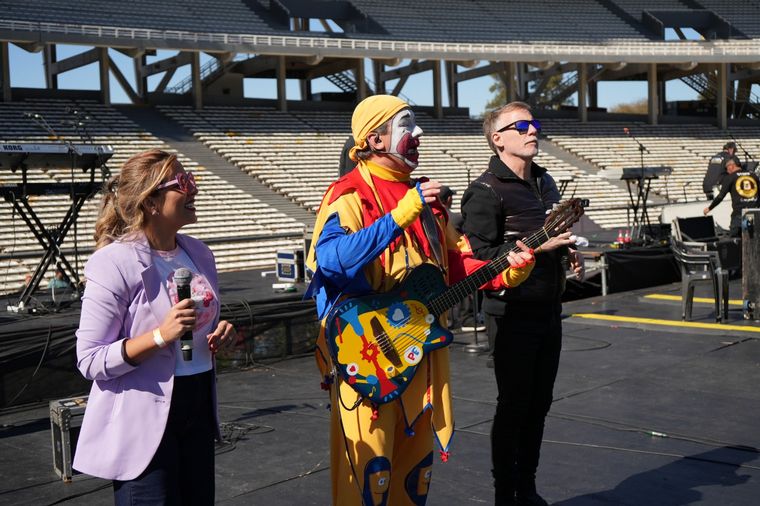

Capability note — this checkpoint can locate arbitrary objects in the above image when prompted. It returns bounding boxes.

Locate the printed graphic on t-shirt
[736,174,758,200]
[166,270,216,331]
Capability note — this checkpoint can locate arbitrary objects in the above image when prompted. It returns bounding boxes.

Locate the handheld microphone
[174,268,194,361]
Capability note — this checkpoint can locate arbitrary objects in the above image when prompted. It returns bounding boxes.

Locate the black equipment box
[742,209,760,321]
[50,396,87,482]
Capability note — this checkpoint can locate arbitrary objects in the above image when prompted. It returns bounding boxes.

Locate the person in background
[438,185,482,331]
[48,268,69,291]
[704,157,760,237]
[20,273,33,292]
[703,142,739,200]
[306,95,536,505]
[461,101,583,506]
[338,135,356,177]
[74,149,236,505]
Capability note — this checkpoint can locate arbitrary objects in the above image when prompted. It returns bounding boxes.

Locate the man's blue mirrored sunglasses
[496,119,542,134]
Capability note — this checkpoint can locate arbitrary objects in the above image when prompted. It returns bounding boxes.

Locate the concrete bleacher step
[541,137,660,202]
[115,105,315,228]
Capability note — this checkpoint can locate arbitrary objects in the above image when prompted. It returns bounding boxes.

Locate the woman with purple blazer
[74,149,236,505]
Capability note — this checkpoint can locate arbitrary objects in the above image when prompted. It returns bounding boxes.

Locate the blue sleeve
[305,212,404,318]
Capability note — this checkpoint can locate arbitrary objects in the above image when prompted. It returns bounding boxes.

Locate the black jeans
[487,302,562,494]
[113,369,216,506]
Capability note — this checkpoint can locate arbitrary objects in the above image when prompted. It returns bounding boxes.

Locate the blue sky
[9,42,699,117]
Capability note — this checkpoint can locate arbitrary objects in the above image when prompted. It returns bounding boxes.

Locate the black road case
[50,396,87,482]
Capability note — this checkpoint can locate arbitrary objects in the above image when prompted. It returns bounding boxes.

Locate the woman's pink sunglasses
[156,172,197,194]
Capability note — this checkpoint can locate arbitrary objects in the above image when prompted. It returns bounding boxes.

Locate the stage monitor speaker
[742,209,760,321]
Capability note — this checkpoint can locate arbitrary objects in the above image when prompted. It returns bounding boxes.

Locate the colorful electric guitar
[325,198,586,404]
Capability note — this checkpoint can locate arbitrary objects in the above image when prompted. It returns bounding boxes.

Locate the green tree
[483,72,571,115]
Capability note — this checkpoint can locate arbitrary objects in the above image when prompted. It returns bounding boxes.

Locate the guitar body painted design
[325,198,586,404]
[325,263,451,404]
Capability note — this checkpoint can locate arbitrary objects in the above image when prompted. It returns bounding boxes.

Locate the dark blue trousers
[113,369,215,506]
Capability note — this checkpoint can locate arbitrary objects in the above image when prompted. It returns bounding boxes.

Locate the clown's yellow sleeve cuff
[501,261,535,288]
[390,187,424,229]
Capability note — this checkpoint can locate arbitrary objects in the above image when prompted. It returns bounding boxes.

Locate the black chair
[670,240,729,322]
[672,216,741,272]
[673,216,720,244]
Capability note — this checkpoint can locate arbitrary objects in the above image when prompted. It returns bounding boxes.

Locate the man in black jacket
[702,142,739,199]
[704,157,760,237]
[461,102,583,506]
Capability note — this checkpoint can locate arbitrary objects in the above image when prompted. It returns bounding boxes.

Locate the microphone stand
[727,131,755,167]
[624,128,652,241]
[463,164,488,354]
[30,112,84,299]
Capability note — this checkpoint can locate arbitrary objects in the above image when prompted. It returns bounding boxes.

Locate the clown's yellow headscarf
[349,94,409,162]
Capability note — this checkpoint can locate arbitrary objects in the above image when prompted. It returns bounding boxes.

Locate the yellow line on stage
[644,294,743,306]
[571,313,760,333]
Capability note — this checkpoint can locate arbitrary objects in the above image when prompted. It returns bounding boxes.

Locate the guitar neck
[428,227,552,316]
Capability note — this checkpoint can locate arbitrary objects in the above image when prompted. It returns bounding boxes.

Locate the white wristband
[153,328,167,349]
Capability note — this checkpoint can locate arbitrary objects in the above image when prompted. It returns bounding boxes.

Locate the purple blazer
[73,233,221,481]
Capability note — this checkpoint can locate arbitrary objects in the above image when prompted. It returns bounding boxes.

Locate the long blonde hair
[94,149,177,249]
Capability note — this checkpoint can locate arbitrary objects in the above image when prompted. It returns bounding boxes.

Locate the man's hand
[703,207,710,215]
[419,180,441,204]
[536,231,575,253]
[569,248,585,281]
[501,240,535,287]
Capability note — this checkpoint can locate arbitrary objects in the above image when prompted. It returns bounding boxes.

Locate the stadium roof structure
[1,18,759,64]
[1,0,759,127]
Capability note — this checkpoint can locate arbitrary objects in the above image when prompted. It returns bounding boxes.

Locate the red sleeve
[446,239,506,291]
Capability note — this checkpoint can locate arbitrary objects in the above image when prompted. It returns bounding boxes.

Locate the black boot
[495,486,516,505]
[515,479,548,506]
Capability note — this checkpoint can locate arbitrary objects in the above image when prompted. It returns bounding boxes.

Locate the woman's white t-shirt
[151,246,218,376]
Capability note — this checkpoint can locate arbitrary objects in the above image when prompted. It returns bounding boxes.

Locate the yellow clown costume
[305,95,534,506]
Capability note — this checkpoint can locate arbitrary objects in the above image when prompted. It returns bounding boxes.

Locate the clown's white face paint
[388,109,423,168]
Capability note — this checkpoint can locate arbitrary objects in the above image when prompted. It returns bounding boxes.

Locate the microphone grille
[174,268,193,285]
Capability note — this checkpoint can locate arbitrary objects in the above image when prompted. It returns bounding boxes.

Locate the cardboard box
[50,396,87,482]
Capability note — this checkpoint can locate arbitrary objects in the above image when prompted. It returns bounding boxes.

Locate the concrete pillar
[716,62,728,129]
[578,63,588,123]
[647,63,658,125]
[589,80,598,109]
[373,60,384,95]
[191,52,202,109]
[433,60,443,119]
[134,54,147,102]
[299,79,311,101]
[277,55,287,112]
[356,58,367,100]
[99,47,110,105]
[43,44,58,90]
[0,42,10,102]
[507,62,518,102]
[446,62,458,109]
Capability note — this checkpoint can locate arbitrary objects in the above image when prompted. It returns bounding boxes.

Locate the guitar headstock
[543,198,587,237]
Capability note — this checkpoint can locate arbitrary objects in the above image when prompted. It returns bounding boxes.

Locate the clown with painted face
[306,95,535,506]
[383,108,423,169]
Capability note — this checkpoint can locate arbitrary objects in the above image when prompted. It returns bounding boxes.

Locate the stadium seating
[543,119,760,204]
[0,99,304,295]
[158,105,635,230]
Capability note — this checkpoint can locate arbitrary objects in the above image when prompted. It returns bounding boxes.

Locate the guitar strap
[419,204,446,271]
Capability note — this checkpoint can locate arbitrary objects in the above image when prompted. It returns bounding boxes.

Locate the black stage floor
[1,279,759,505]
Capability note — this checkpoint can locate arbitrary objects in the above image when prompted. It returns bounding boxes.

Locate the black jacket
[708,170,760,218]
[461,155,567,311]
